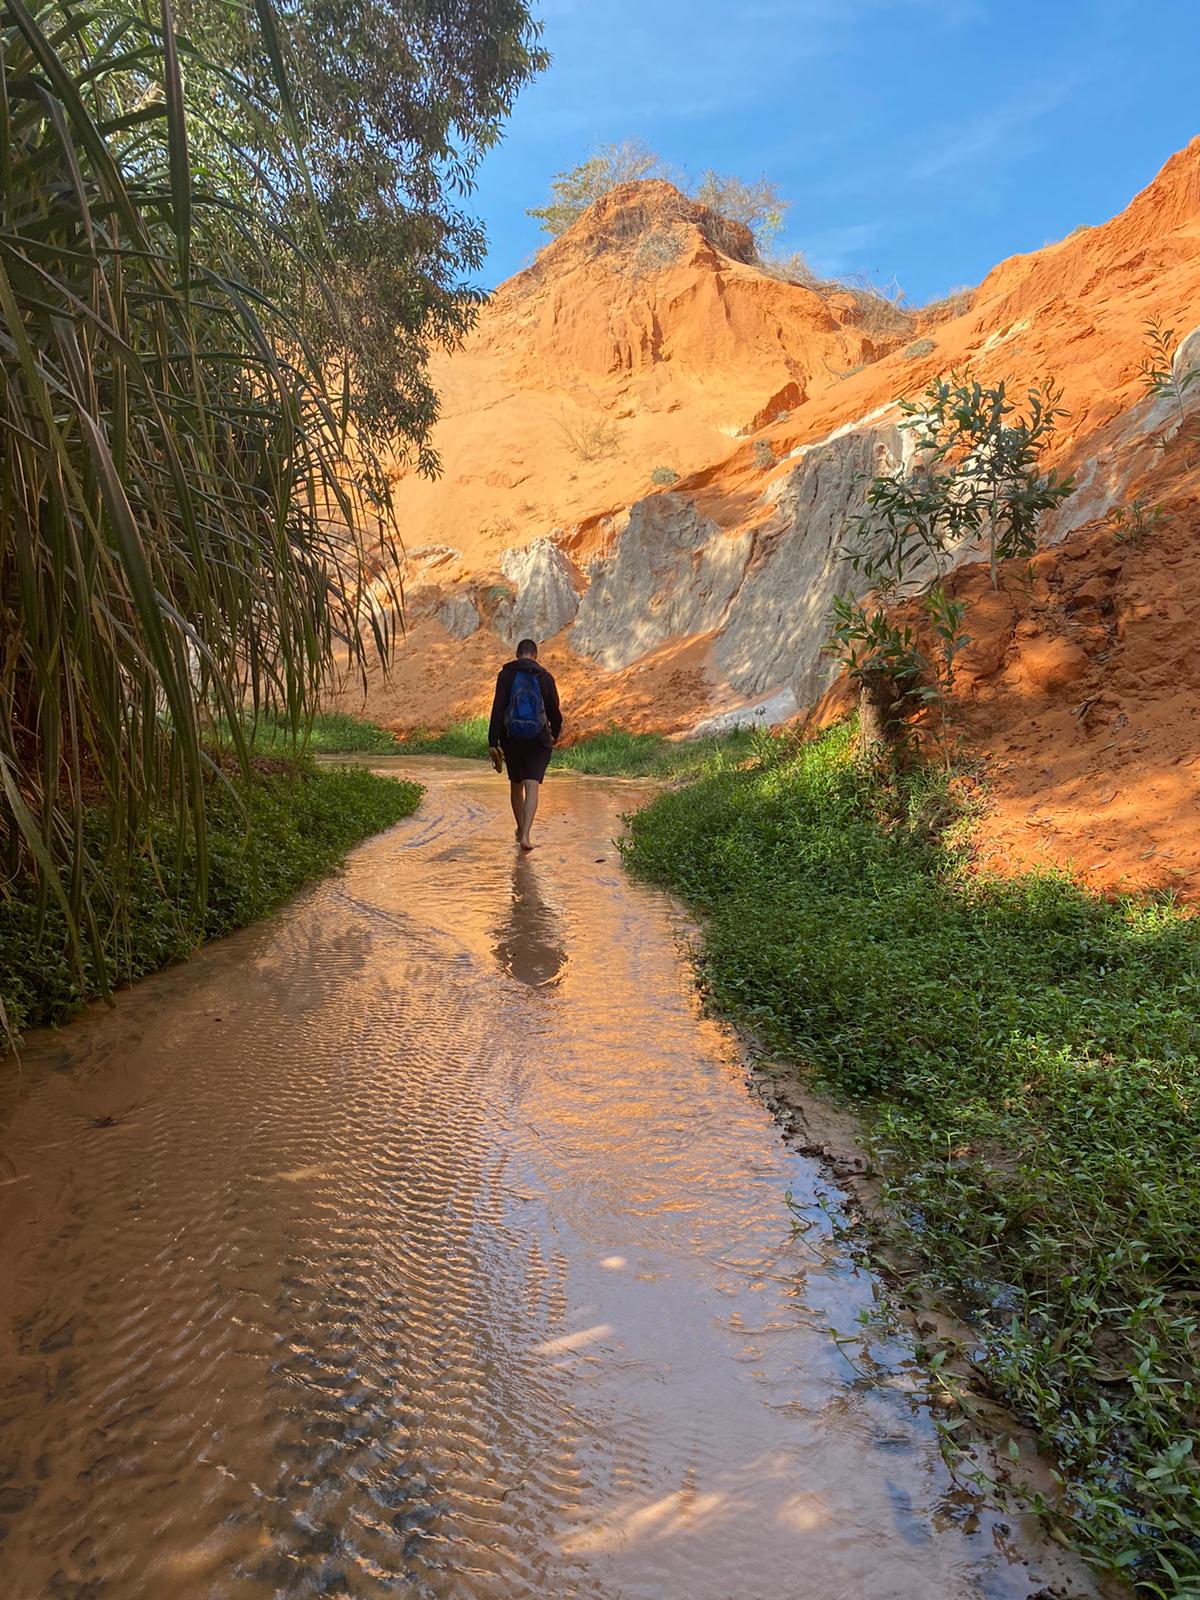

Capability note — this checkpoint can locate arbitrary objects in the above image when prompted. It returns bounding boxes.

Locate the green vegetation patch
[398,720,757,779]
[397,717,494,760]
[230,710,402,755]
[1,765,421,1040]
[620,723,1200,1593]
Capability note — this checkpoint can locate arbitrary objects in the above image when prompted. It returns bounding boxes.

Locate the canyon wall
[327,141,1200,892]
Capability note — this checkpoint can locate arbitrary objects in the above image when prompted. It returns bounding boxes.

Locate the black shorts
[501,738,553,783]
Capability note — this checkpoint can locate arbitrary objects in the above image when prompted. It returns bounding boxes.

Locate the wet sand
[0,759,1107,1599]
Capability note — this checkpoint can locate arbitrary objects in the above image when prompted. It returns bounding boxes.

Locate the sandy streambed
[0,759,1109,1599]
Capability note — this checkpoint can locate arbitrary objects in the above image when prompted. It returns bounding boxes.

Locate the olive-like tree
[830,375,1073,760]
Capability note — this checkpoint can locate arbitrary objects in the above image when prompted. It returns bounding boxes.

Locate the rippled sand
[0,760,1108,1598]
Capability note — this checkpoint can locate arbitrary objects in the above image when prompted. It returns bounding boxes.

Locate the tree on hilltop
[528,141,788,253]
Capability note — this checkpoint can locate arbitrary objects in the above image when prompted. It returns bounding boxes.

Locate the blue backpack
[505,665,547,740]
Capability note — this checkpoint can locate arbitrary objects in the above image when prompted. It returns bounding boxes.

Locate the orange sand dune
[330,140,1200,896]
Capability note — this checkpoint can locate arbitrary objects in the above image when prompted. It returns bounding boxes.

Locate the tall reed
[0,0,397,1017]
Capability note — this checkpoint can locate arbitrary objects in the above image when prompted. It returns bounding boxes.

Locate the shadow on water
[491,850,568,989]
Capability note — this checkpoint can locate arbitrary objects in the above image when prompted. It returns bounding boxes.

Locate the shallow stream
[0,759,1103,1598]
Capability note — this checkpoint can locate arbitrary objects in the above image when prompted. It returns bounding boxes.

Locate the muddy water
[0,759,1103,1600]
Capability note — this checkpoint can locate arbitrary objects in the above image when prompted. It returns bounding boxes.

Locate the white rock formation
[567,420,917,711]
[494,538,582,645]
[687,686,800,737]
[714,420,911,705]
[1050,322,1200,540]
[435,594,481,640]
[571,494,752,670]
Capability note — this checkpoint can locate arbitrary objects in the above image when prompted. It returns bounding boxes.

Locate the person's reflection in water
[492,852,567,988]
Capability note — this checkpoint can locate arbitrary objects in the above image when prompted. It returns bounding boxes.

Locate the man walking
[488,640,563,851]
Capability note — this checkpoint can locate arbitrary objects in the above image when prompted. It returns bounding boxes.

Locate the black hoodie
[488,658,563,748]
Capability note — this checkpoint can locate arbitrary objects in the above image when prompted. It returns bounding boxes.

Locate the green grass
[397,719,758,778]
[1,765,421,1041]
[224,710,402,755]
[395,716,493,759]
[620,723,1200,1594]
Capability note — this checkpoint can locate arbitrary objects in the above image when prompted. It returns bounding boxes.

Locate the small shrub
[904,337,936,359]
[527,139,665,235]
[759,256,916,348]
[852,373,1074,591]
[827,587,970,764]
[828,597,926,759]
[758,250,823,288]
[826,360,868,382]
[650,465,679,487]
[921,285,974,323]
[482,581,516,611]
[692,169,788,253]
[557,409,620,463]
[1108,495,1165,545]
[1141,315,1200,454]
[841,274,914,340]
[632,227,685,275]
[752,439,776,470]
[830,372,1070,761]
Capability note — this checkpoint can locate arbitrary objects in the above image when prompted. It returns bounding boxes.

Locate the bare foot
[519,837,536,852]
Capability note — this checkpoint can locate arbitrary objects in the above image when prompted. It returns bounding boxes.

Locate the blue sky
[470,0,1200,304]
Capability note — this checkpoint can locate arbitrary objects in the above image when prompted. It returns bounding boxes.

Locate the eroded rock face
[1050,322,1200,541]
[713,422,908,704]
[436,594,481,640]
[688,686,800,737]
[571,493,751,670]
[567,419,946,708]
[493,538,582,645]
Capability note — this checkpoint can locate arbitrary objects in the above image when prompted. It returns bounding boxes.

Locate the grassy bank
[226,710,403,755]
[620,723,1199,1593]
[398,718,757,778]
[1,765,421,1040]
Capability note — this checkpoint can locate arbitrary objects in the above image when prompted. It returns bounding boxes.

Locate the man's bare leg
[518,779,540,851]
[509,779,524,836]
